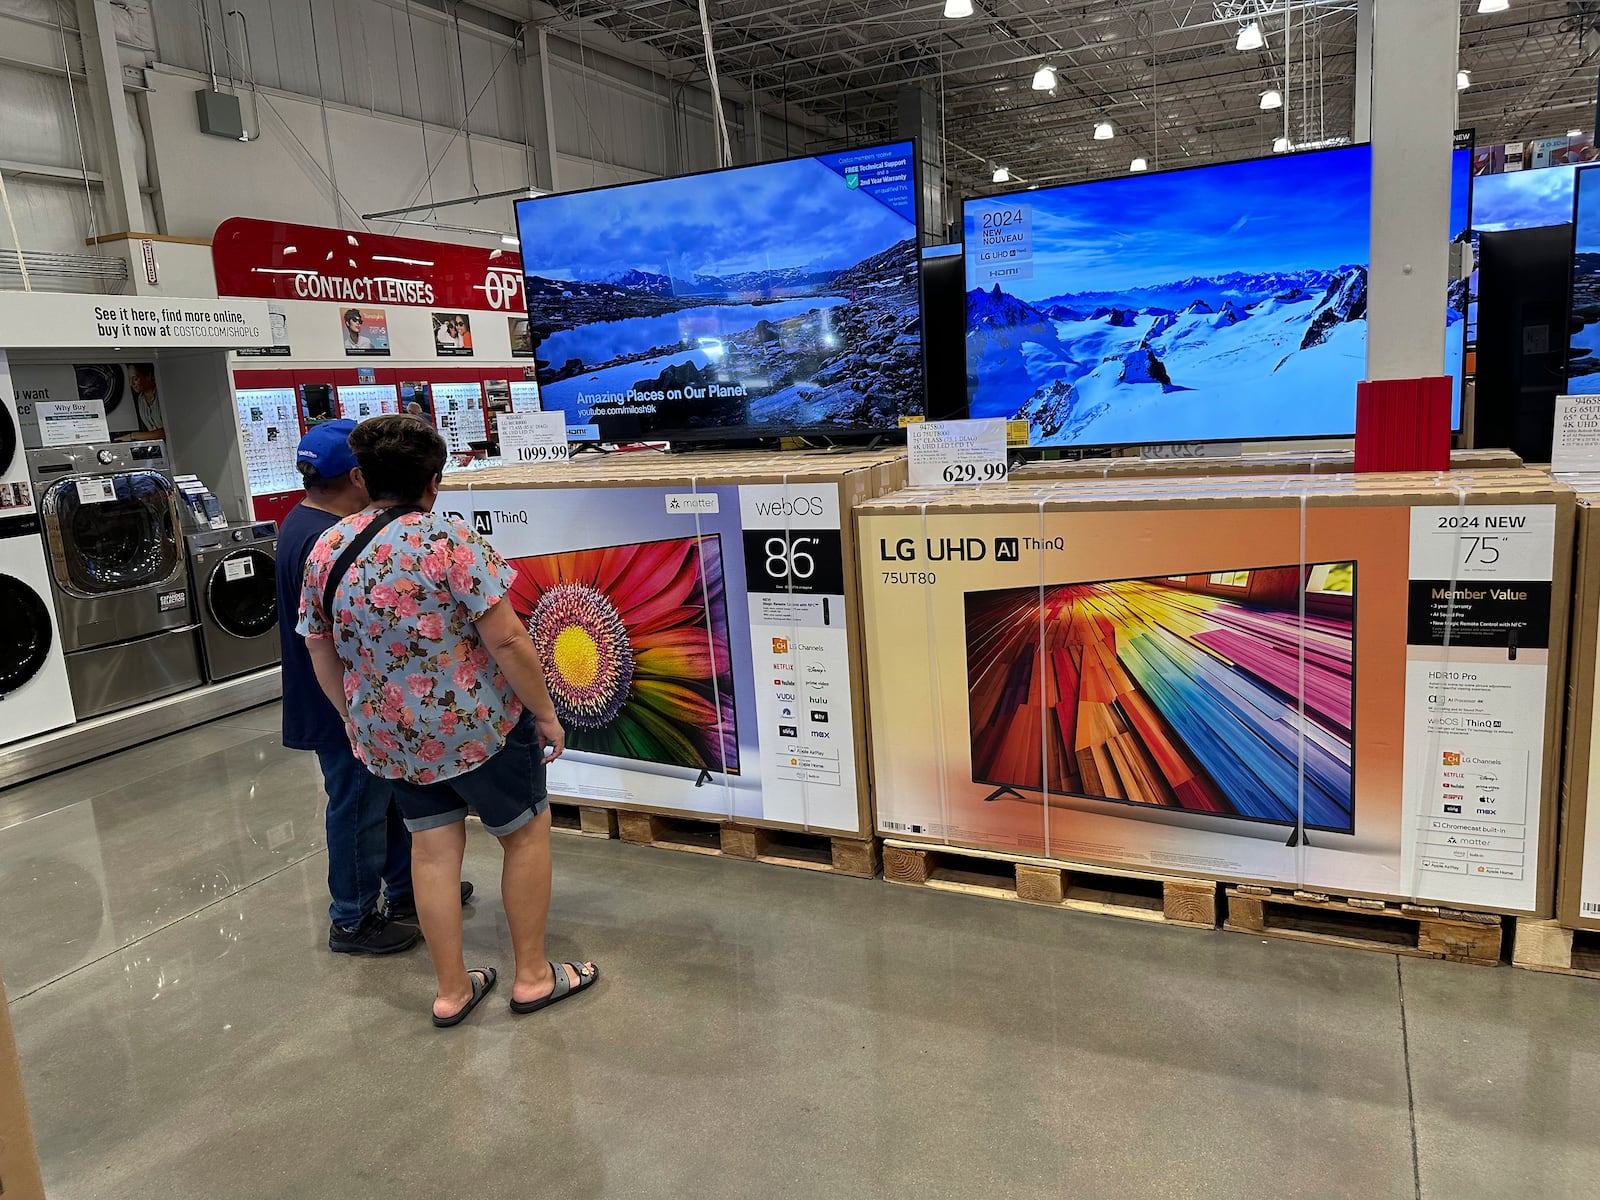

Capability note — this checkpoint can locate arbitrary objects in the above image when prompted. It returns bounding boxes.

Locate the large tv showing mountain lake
[514,141,924,443]
[964,144,1374,447]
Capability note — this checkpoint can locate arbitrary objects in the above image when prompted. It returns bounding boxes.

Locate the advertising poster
[340,307,390,355]
[432,312,474,356]
[455,482,863,833]
[236,301,291,357]
[860,499,1562,912]
[509,317,535,358]
[12,363,161,444]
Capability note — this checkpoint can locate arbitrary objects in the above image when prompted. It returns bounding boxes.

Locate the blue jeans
[316,749,413,928]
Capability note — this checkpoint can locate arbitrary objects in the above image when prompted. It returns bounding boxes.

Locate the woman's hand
[534,709,566,763]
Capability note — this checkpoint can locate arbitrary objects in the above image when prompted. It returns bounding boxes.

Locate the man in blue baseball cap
[276,419,473,954]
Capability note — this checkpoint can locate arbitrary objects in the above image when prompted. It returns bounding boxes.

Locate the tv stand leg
[1285,825,1310,848]
[981,786,1024,803]
[694,768,713,788]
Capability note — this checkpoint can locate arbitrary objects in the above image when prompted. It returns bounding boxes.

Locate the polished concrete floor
[3,705,1600,1199]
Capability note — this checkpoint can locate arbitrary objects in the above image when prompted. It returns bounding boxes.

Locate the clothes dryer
[187,523,281,682]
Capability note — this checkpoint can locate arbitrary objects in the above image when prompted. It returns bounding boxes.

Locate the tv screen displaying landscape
[1569,165,1600,393]
[505,535,739,774]
[964,145,1374,446]
[965,564,1355,833]
[513,141,924,441]
[1472,161,1582,233]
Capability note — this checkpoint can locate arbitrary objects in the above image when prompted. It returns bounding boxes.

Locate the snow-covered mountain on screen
[966,266,1369,444]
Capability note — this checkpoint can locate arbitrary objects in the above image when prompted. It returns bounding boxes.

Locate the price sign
[1552,394,1600,476]
[907,418,1008,489]
[498,410,569,466]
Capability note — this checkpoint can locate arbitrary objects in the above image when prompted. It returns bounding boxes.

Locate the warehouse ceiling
[536,0,1600,195]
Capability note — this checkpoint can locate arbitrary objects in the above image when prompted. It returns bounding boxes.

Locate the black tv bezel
[962,139,1467,450]
[962,561,1358,836]
[511,138,927,445]
[509,531,742,777]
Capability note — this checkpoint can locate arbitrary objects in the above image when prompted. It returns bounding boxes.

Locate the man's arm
[305,636,351,721]
[474,599,565,761]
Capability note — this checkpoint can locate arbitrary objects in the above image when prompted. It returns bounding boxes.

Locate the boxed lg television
[440,449,906,838]
[1557,493,1600,929]
[1010,447,1525,482]
[0,970,45,1200]
[858,470,1573,914]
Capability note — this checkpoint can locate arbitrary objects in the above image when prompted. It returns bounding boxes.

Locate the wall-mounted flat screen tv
[964,145,1375,447]
[513,141,925,443]
[505,535,739,775]
[965,563,1355,834]
[1568,165,1600,393]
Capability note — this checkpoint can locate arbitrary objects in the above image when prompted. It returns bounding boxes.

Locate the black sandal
[509,961,599,1015]
[432,967,497,1028]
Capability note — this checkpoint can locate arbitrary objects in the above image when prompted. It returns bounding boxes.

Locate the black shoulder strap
[321,506,424,621]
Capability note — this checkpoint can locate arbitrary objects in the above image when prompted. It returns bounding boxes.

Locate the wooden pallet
[1224,885,1503,965]
[548,801,619,839]
[615,811,880,878]
[1511,918,1600,979]
[880,840,1219,928]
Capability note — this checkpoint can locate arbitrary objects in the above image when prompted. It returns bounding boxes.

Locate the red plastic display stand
[1353,375,1451,473]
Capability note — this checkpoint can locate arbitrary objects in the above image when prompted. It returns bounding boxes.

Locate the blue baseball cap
[297,419,359,478]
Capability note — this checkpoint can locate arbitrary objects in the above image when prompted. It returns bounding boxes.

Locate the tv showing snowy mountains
[1568,165,1600,394]
[513,141,924,441]
[964,145,1376,446]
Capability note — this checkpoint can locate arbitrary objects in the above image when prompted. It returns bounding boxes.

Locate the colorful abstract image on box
[507,535,739,775]
[965,564,1355,832]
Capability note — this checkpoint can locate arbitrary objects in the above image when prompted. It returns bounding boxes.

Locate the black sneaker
[384,881,474,924]
[328,913,421,956]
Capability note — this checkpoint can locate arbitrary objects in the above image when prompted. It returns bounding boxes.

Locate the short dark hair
[344,309,362,323]
[296,461,346,491]
[348,415,447,503]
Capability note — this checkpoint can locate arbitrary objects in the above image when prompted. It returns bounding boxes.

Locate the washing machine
[187,522,281,682]
[0,378,76,746]
[27,440,202,718]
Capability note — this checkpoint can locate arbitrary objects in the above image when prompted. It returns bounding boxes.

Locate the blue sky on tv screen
[969,146,1372,301]
[1471,162,1579,232]
[517,153,913,282]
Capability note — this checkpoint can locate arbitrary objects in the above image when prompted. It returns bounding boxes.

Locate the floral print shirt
[297,510,523,784]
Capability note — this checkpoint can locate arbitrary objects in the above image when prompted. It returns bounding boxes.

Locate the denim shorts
[389,710,549,837]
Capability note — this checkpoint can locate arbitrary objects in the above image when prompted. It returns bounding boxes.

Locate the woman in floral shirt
[300,415,599,1027]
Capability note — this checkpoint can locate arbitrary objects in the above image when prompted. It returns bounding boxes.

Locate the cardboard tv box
[440,449,906,838]
[857,470,1573,914]
[1557,494,1600,929]
[0,971,45,1200]
[1011,447,1525,482]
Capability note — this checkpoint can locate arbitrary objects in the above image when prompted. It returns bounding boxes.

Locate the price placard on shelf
[498,410,569,466]
[907,418,1009,488]
[1552,394,1600,475]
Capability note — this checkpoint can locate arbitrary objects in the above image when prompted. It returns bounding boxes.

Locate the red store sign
[212,216,526,312]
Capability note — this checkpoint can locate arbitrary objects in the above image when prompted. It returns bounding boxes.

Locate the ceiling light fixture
[992,167,1011,183]
[1259,88,1282,111]
[1031,64,1058,91]
[943,0,973,17]
[1129,157,1148,172]
[1093,121,1114,140]
[1272,136,1291,153]
[1477,0,1509,13]
[1235,21,1264,51]
[1456,70,1471,90]
[1570,129,1585,138]
[501,235,520,246]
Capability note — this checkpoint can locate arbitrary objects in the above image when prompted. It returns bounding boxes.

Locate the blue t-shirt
[276,501,346,752]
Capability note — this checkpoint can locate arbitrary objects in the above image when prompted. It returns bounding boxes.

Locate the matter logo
[994,537,1020,562]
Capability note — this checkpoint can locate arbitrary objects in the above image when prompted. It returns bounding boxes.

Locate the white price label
[1552,394,1600,476]
[75,478,116,504]
[497,410,569,466]
[224,557,255,582]
[907,418,1009,489]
